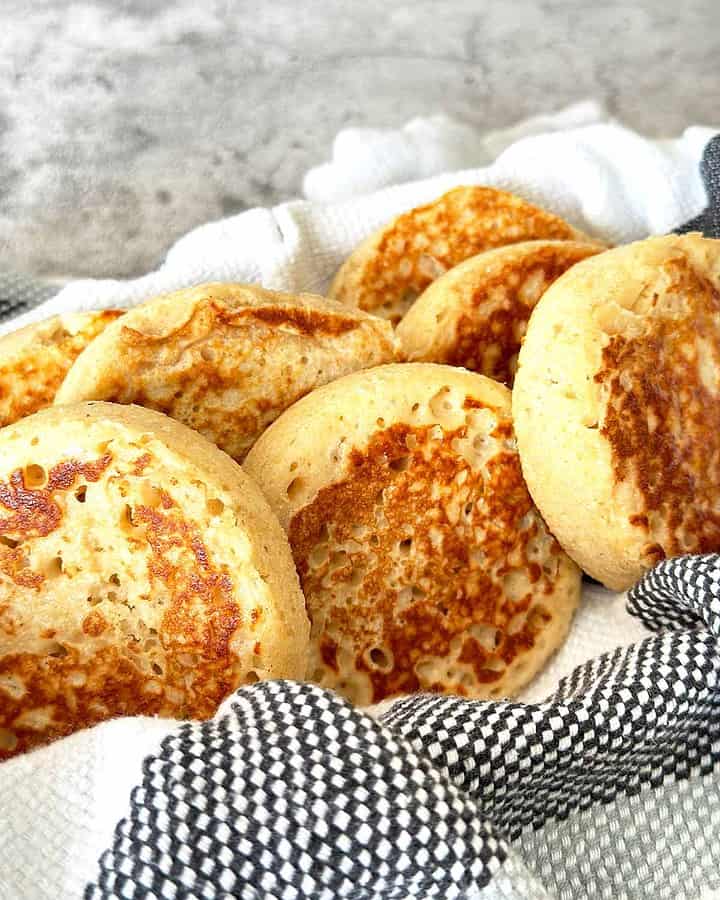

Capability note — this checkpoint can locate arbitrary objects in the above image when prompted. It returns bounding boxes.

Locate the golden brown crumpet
[328,186,595,324]
[0,402,309,759]
[244,364,580,707]
[55,283,398,462]
[513,234,720,591]
[0,310,124,427]
[397,241,603,386]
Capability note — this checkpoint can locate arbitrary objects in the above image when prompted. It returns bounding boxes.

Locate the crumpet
[329,186,594,323]
[0,402,308,758]
[0,310,123,427]
[397,240,602,386]
[513,234,720,590]
[245,363,580,706]
[55,283,398,462]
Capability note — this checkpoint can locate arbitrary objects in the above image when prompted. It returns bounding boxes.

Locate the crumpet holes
[367,646,393,671]
[348,565,365,586]
[286,477,306,502]
[309,544,329,569]
[206,498,224,516]
[470,624,500,652]
[328,550,348,572]
[45,556,63,577]
[23,464,47,488]
[389,455,410,473]
[527,605,551,632]
[503,570,530,602]
[140,484,165,508]
[398,538,412,556]
[429,386,455,419]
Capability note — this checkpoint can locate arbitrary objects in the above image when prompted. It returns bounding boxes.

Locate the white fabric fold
[2,107,715,336]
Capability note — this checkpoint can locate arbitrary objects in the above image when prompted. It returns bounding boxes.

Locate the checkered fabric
[676,134,720,238]
[84,555,720,899]
[0,271,58,323]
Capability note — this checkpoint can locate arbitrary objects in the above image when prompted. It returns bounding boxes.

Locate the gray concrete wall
[1,1,718,279]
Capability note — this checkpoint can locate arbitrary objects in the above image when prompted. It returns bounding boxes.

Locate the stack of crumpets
[3,185,714,759]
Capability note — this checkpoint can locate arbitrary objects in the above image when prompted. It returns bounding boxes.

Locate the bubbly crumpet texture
[397,240,603,385]
[329,186,595,324]
[0,402,308,759]
[245,364,580,706]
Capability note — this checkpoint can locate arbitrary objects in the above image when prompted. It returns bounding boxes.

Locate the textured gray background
[2,0,719,280]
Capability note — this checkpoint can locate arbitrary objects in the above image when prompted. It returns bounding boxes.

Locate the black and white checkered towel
[42,555,720,899]
[1,118,720,900]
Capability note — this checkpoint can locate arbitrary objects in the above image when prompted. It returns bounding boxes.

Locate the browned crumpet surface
[512,234,720,591]
[397,241,603,386]
[329,186,594,323]
[244,363,580,707]
[595,250,720,563]
[0,310,124,427]
[289,419,559,702]
[0,402,308,759]
[55,283,397,462]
